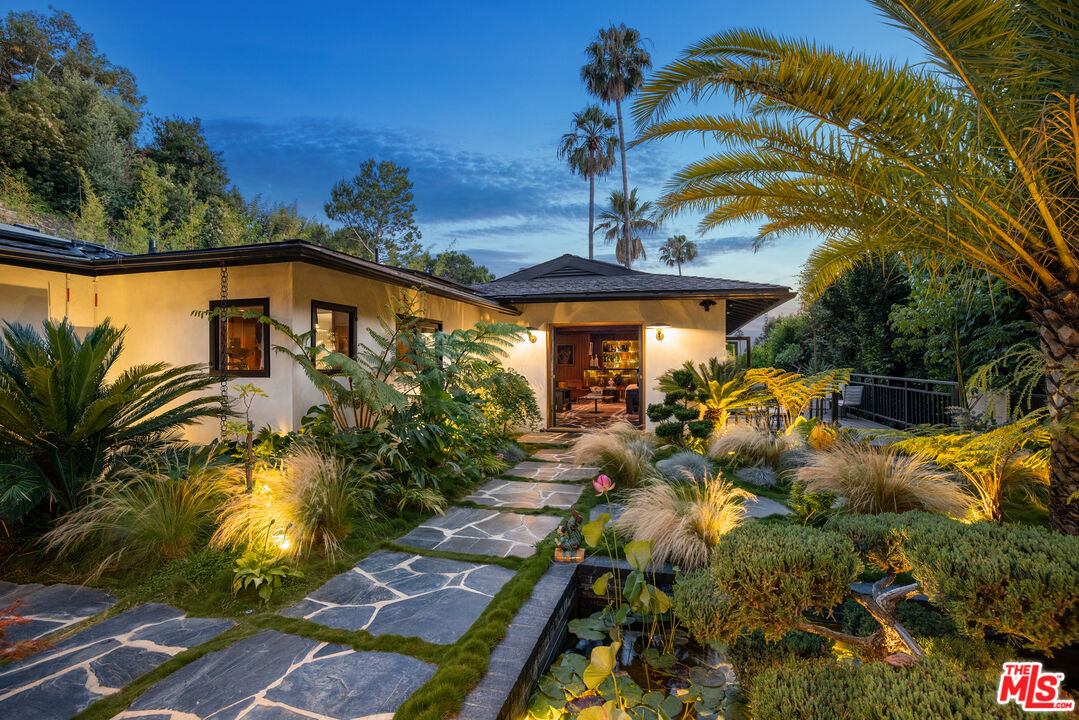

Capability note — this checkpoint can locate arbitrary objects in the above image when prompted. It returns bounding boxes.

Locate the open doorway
[550,324,643,430]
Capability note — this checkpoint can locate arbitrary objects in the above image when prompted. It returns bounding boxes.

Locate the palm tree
[659,234,698,275]
[633,1,1079,532]
[0,320,224,522]
[595,188,658,268]
[557,106,618,259]
[582,24,652,268]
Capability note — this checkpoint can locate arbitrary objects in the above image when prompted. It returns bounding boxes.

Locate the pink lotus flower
[593,474,614,495]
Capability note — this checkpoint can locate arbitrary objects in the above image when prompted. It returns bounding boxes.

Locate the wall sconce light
[526,325,539,343]
[647,323,671,341]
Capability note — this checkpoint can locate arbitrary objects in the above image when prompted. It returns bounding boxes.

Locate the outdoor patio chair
[838,385,863,418]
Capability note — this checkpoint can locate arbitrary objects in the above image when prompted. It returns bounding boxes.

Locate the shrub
[213,444,372,560]
[473,365,541,434]
[0,319,223,523]
[796,445,972,516]
[750,659,1028,720]
[655,450,712,482]
[788,481,836,526]
[734,466,778,487]
[616,475,751,569]
[905,519,1079,652]
[695,524,861,643]
[708,424,786,470]
[572,422,659,487]
[727,628,830,686]
[41,444,230,571]
[499,441,527,465]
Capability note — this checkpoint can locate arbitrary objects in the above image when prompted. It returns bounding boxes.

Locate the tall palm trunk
[614,98,631,269]
[677,260,682,276]
[588,147,596,260]
[1032,301,1079,534]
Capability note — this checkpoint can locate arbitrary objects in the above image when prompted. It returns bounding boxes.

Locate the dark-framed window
[208,298,270,377]
[311,301,356,371]
[396,315,442,365]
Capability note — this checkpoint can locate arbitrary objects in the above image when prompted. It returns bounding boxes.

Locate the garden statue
[555,509,586,562]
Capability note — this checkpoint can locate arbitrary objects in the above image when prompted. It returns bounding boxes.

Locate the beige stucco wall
[0,260,731,437]
[503,298,728,428]
[0,261,512,443]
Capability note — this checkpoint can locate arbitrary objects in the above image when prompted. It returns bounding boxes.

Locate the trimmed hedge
[706,523,860,640]
[750,659,1036,719]
[906,519,1079,652]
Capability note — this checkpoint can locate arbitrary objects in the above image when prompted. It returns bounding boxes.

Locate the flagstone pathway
[0,581,117,642]
[464,478,583,509]
[505,460,599,482]
[278,551,514,644]
[0,436,605,720]
[0,603,232,720]
[115,629,434,720]
[396,506,562,558]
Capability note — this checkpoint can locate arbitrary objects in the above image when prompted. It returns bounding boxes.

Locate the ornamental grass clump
[708,424,786,470]
[572,421,659,487]
[616,474,752,569]
[213,444,373,561]
[41,444,230,573]
[796,444,972,517]
[655,450,712,482]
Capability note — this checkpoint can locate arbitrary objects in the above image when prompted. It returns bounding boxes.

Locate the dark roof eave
[480,289,796,304]
[0,241,518,316]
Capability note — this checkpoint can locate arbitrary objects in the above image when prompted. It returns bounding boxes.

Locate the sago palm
[634,1,1079,533]
[659,234,699,275]
[582,24,652,268]
[558,105,618,259]
[0,319,224,522]
[595,188,658,268]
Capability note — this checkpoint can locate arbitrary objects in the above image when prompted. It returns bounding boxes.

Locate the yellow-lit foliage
[616,474,752,570]
[708,424,787,470]
[213,445,372,560]
[808,422,838,451]
[890,411,1050,521]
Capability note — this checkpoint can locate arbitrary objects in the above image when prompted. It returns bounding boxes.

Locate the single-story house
[0,223,793,440]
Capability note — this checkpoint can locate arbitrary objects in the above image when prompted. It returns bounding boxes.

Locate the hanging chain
[219,262,229,437]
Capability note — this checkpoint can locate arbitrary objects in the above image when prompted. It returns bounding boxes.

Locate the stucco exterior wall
[0,259,731,438]
[503,298,728,428]
[0,261,514,444]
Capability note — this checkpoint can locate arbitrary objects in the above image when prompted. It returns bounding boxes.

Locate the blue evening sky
[24,1,920,328]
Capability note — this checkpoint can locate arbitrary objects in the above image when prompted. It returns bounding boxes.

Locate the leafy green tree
[890,263,1033,399]
[324,160,423,265]
[410,248,495,284]
[557,105,618,259]
[120,160,169,252]
[0,320,223,523]
[634,3,1079,530]
[659,234,698,275]
[595,188,657,267]
[146,116,228,203]
[73,168,109,245]
[582,24,651,268]
[0,8,142,108]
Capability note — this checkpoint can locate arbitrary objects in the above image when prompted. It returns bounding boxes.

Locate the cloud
[695,235,759,256]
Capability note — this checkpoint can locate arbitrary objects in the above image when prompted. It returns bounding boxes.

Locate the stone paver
[0,582,117,643]
[506,461,599,482]
[591,503,626,523]
[397,507,561,558]
[744,496,790,518]
[464,479,583,510]
[279,551,514,644]
[115,629,434,720]
[517,431,573,445]
[532,448,577,463]
[0,603,233,720]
